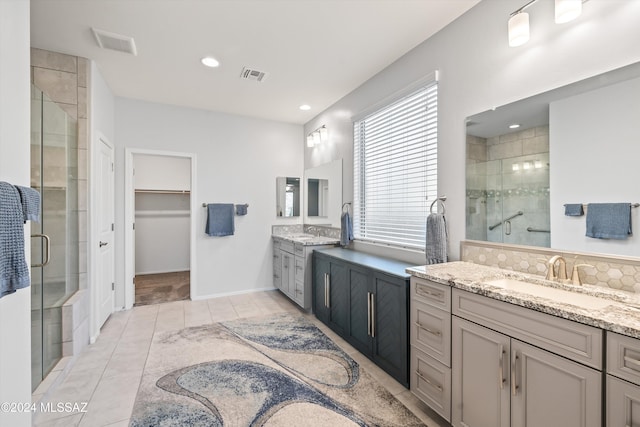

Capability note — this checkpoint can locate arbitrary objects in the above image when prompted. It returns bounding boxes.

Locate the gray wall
[115,98,303,300]
[303,0,640,262]
[0,1,32,425]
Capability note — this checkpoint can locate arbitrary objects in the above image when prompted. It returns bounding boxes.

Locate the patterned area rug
[130,313,425,426]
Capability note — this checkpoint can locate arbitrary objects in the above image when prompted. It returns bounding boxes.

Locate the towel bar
[429,195,447,214]
[202,203,250,208]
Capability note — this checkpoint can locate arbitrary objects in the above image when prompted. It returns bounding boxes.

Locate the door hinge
[111,282,115,291]
[111,223,114,231]
[133,222,135,230]
[111,162,114,172]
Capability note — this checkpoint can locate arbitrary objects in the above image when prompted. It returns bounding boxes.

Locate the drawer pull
[623,355,640,370]
[414,321,442,337]
[415,370,443,392]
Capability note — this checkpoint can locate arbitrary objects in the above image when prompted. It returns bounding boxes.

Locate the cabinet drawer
[280,240,294,254]
[411,346,451,422]
[294,243,305,257]
[608,331,640,385]
[294,280,304,304]
[411,278,450,312]
[607,374,640,427]
[453,289,603,369]
[410,299,451,366]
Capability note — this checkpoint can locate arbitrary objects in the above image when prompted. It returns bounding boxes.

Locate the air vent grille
[92,28,137,56]
[240,67,268,82]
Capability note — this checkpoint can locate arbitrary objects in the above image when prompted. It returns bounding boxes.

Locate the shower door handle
[31,234,51,267]
[99,241,108,247]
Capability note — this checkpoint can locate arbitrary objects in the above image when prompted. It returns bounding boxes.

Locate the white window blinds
[353,82,438,250]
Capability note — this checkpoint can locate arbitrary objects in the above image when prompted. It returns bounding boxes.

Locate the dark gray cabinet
[313,248,411,387]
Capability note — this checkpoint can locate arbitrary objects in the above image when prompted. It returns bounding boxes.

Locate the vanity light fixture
[555,0,582,24]
[508,0,584,47]
[306,125,329,148]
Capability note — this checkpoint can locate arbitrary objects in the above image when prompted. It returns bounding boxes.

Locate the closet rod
[135,189,191,194]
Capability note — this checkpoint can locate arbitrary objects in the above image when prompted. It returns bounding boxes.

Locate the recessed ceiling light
[201,56,220,68]
[509,123,521,129]
[299,104,311,111]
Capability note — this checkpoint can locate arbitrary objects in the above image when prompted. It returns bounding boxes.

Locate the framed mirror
[307,178,328,217]
[465,61,640,257]
[275,176,300,217]
[304,159,343,227]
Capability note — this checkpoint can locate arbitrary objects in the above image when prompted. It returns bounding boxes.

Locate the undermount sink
[486,278,614,310]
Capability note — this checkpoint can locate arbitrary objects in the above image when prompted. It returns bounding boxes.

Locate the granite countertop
[407,261,640,339]
[272,233,340,246]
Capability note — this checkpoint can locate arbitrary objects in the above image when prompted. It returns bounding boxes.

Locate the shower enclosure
[466,153,550,247]
[30,85,79,391]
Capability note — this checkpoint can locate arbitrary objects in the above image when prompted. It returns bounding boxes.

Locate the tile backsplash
[271,224,340,239]
[461,240,640,294]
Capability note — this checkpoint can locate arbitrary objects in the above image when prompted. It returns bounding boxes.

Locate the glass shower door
[30,86,79,391]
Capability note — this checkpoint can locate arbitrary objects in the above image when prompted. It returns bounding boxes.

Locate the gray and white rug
[130,313,424,426]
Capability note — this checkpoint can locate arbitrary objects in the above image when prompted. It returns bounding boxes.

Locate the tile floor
[33,290,446,426]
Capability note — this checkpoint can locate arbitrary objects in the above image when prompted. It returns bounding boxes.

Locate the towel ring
[430,196,446,214]
[342,202,351,213]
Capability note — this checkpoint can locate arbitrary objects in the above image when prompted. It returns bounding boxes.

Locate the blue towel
[205,203,235,236]
[586,203,632,239]
[15,185,41,223]
[0,182,30,298]
[564,204,584,217]
[340,211,353,246]
[426,213,448,264]
[235,204,248,216]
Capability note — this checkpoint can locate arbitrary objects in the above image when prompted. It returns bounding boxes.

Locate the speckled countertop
[407,261,640,339]
[272,233,340,246]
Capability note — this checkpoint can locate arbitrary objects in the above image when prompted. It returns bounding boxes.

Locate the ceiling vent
[240,67,268,82]
[92,28,137,56]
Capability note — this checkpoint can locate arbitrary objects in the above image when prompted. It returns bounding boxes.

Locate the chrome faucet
[546,255,568,281]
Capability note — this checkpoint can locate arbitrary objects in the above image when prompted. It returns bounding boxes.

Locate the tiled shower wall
[31,48,90,356]
[461,240,640,294]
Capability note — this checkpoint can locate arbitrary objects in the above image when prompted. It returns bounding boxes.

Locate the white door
[97,138,115,328]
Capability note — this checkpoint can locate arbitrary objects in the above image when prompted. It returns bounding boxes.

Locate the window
[353,81,438,250]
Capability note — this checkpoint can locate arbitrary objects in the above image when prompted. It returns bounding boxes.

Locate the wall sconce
[306,125,329,148]
[508,0,584,47]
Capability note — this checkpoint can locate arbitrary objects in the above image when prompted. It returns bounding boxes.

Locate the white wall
[304,0,640,262]
[550,76,640,256]
[0,0,32,425]
[115,98,303,300]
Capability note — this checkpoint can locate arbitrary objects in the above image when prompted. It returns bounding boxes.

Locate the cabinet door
[273,249,282,290]
[372,272,408,386]
[281,252,295,297]
[452,316,510,427]
[348,265,372,356]
[608,375,640,427]
[312,254,330,323]
[511,339,601,427]
[327,261,349,336]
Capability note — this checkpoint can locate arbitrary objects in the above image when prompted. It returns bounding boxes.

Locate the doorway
[30,85,79,391]
[129,152,193,306]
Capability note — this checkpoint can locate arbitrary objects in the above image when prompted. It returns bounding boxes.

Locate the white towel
[426,213,448,264]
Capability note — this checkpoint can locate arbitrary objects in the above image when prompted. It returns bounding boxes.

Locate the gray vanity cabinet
[607,331,640,426]
[452,289,602,427]
[273,237,336,310]
[313,248,411,387]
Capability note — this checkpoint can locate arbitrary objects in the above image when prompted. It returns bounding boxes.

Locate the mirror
[304,159,343,227]
[465,61,640,257]
[307,178,329,217]
[276,176,300,217]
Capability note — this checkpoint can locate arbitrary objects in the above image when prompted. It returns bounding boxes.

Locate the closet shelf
[135,189,190,195]
[135,210,190,217]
